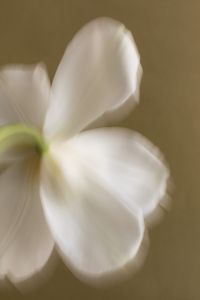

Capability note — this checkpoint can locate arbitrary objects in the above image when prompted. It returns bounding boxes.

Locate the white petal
[53,128,168,216]
[44,18,140,140]
[0,64,50,128]
[86,65,142,130]
[0,157,54,282]
[40,148,144,279]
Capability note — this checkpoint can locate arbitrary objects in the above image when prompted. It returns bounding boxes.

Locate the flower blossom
[0,18,169,285]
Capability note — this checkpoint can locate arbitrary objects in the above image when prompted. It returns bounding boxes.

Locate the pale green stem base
[0,123,48,156]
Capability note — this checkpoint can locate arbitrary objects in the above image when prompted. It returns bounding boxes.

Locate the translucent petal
[0,64,50,129]
[86,64,142,130]
[0,157,54,282]
[40,139,145,280]
[52,128,168,216]
[44,18,140,140]
[40,148,144,279]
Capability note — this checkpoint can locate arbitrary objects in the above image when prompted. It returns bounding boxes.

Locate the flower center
[0,123,48,157]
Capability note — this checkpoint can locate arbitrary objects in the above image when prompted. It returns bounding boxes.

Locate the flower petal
[86,65,142,130]
[0,64,50,129]
[40,146,144,279]
[44,18,140,140]
[0,157,54,282]
[53,128,168,216]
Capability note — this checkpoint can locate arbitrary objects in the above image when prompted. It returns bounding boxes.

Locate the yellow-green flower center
[0,123,48,156]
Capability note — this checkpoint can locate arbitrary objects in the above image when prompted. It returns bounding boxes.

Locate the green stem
[0,123,48,155]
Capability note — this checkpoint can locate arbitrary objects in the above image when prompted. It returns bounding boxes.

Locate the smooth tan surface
[0,0,199,299]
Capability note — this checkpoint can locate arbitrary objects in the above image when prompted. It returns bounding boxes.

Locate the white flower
[0,18,169,284]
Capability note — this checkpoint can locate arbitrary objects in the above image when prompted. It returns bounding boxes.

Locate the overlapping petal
[40,127,168,279]
[44,18,140,140]
[0,157,54,282]
[40,141,144,279]
[50,128,168,216]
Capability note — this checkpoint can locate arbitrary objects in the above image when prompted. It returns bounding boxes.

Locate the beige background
[0,0,199,299]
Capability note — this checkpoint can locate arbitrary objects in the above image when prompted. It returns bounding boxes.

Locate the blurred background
[0,0,199,299]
